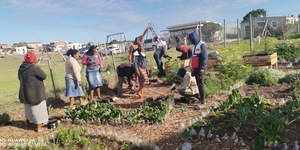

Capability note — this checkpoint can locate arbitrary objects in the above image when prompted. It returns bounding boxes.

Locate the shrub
[164,59,184,85]
[271,43,300,63]
[288,33,300,39]
[246,69,285,86]
[0,113,11,125]
[279,71,300,83]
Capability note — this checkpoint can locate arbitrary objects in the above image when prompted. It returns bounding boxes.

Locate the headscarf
[177,67,187,78]
[24,52,36,64]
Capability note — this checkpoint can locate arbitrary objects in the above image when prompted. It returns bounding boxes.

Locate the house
[240,15,299,38]
[26,42,43,51]
[165,21,222,44]
[0,44,9,49]
[15,46,27,54]
[67,43,83,50]
[50,41,67,51]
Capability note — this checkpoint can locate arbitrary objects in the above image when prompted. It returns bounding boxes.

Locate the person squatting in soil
[172,68,199,102]
[153,35,171,77]
[65,49,88,109]
[188,31,207,107]
[116,63,138,97]
[133,42,149,98]
[18,52,48,132]
[82,45,103,102]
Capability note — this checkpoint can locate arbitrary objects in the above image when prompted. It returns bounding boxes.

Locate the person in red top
[82,45,103,102]
[176,41,192,60]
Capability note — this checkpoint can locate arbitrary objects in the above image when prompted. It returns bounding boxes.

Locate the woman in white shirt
[65,49,87,108]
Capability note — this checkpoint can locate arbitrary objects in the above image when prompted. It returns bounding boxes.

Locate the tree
[87,42,94,47]
[202,22,223,42]
[243,9,267,21]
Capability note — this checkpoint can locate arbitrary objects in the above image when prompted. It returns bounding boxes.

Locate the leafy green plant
[79,137,91,148]
[54,127,81,146]
[164,59,184,85]
[279,71,300,83]
[247,69,284,86]
[65,101,123,123]
[0,113,11,125]
[271,43,300,63]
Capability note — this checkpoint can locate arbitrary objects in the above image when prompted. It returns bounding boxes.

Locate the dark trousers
[153,54,164,77]
[194,68,205,104]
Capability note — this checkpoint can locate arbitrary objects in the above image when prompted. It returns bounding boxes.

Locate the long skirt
[24,100,48,124]
[138,68,149,85]
[65,77,84,97]
[86,67,103,88]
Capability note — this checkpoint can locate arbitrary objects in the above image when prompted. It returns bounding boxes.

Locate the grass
[1,37,299,113]
[0,48,181,113]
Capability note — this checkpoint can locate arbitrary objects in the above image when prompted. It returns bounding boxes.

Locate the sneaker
[194,103,204,110]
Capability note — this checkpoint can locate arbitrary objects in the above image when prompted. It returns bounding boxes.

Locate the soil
[0,70,300,150]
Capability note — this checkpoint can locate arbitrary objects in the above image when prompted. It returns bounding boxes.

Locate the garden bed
[243,52,278,69]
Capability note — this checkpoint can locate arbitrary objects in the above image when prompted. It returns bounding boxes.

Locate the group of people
[173,31,207,109]
[17,45,104,131]
[17,31,207,132]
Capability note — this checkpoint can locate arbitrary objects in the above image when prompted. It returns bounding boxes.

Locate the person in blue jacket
[188,31,207,108]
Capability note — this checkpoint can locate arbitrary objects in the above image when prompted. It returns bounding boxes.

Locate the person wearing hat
[18,52,48,132]
[82,45,103,102]
[133,42,149,98]
[174,68,199,101]
[65,49,88,108]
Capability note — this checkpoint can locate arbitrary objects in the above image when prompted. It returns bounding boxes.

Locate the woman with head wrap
[82,46,103,101]
[18,52,48,132]
[65,49,88,108]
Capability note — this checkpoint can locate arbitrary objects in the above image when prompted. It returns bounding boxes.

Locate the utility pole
[237,18,240,45]
[250,14,253,51]
[199,21,202,41]
[224,19,226,48]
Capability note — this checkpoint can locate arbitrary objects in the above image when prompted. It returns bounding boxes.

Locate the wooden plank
[243,52,278,68]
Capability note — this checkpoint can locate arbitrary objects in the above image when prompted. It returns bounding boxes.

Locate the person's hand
[78,81,82,86]
[135,71,140,77]
[191,69,195,77]
[200,69,205,74]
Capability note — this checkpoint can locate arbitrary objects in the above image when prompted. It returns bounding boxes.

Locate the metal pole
[198,22,202,41]
[47,60,57,98]
[224,19,226,48]
[250,14,253,51]
[237,18,240,45]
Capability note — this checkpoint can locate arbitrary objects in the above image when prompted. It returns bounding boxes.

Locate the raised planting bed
[64,95,174,125]
[243,52,278,69]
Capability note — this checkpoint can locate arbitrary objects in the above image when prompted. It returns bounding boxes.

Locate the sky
[0,0,300,45]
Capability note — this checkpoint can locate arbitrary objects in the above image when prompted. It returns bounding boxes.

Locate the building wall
[27,43,43,51]
[16,46,27,54]
[67,43,82,49]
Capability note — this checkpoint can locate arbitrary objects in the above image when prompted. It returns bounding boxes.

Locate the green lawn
[0,48,181,113]
[1,38,298,113]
